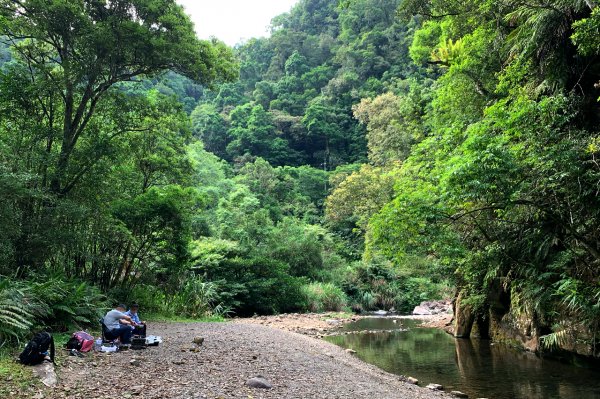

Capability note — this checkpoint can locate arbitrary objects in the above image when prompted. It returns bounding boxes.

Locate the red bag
[66,331,95,352]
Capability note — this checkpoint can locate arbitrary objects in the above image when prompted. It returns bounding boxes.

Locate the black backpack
[19,332,55,365]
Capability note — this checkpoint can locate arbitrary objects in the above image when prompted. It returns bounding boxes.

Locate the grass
[318,311,356,320]
[51,332,74,348]
[0,330,94,398]
[0,348,39,398]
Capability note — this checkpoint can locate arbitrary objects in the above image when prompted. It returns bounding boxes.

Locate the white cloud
[177,0,299,46]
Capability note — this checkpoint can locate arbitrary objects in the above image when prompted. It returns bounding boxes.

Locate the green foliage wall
[191,0,423,170]
[362,0,600,353]
[7,0,599,348]
[0,0,237,335]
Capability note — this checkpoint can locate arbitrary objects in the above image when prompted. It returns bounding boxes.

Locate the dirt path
[43,322,449,399]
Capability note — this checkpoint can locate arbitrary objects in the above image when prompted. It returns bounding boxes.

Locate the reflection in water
[325,318,600,399]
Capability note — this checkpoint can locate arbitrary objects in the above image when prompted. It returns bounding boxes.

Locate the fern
[540,328,570,351]
[0,278,35,345]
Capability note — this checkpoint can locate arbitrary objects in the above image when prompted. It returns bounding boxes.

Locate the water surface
[325,317,600,399]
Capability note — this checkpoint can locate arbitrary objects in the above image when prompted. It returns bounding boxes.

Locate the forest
[0,0,599,359]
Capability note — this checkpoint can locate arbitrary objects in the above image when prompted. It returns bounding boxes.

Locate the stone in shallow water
[406,377,419,385]
[451,391,468,398]
[426,383,443,391]
[246,377,272,389]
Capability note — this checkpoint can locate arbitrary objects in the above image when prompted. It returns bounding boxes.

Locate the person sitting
[102,304,133,345]
[125,303,147,337]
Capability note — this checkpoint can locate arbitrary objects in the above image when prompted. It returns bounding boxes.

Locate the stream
[324,317,600,399]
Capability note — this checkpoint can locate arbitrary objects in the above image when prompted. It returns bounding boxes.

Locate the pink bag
[70,331,95,352]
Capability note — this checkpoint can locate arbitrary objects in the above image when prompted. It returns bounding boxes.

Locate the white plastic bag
[99,345,118,352]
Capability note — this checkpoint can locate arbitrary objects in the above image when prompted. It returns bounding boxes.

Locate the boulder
[373,310,388,316]
[32,361,57,388]
[426,383,444,391]
[246,376,273,389]
[454,293,475,338]
[412,306,433,315]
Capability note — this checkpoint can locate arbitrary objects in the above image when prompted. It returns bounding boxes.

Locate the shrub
[0,274,107,345]
[340,260,449,313]
[108,283,169,315]
[265,219,329,278]
[192,238,306,315]
[214,257,306,316]
[29,275,107,331]
[301,282,348,312]
[169,276,229,318]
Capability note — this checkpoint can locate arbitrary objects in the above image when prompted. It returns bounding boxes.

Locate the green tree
[353,88,429,165]
[191,103,230,159]
[227,105,297,165]
[0,0,237,195]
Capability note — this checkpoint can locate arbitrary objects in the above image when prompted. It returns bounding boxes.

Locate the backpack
[19,332,55,365]
[66,331,95,352]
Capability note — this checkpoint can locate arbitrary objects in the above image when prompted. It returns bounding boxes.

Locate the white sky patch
[177,0,299,46]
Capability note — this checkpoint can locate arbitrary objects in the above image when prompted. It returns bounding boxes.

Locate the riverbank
[236,311,455,337]
[235,311,363,337]
[8,321,450,399]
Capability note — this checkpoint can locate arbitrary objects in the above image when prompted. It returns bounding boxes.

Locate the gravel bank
[46,322,449,399]
[235,312,363,337]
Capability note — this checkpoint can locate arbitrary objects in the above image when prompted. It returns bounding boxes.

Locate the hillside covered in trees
[1,0,599,360]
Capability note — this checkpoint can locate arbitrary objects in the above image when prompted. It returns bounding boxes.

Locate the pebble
[34,321,449,399]
[406,377,419,385]
[246,376,272,389]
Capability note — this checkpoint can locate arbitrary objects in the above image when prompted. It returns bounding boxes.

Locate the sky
[176,0,299,46]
